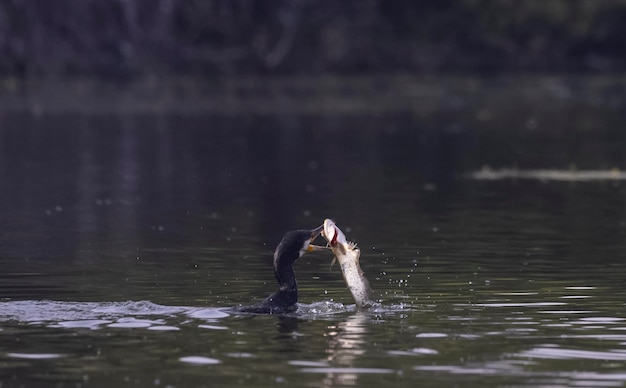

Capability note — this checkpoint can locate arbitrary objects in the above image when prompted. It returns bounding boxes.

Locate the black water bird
[236,225,325,314]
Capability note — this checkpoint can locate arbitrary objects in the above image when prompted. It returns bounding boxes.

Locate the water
[1,76,626,387]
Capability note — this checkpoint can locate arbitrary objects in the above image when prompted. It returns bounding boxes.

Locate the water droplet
[526,118,538,130]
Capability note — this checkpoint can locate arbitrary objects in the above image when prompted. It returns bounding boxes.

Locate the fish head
[322,219,347,246]
[322,219,360,262]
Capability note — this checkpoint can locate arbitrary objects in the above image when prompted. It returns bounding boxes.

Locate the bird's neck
[275,263,297,288]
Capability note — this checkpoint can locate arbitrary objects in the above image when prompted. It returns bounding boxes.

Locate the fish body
[322,219,373,308]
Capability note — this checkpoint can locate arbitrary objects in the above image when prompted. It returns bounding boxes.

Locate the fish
[321,219,374,308]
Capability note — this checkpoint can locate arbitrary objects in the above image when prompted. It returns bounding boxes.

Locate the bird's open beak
[310,224,324,239]
[307,224,328,252]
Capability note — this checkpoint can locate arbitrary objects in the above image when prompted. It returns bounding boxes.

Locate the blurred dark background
[1,0,626,265]
[1,0,626,79]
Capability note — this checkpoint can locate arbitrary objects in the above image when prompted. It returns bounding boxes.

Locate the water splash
[0,300,227,330]
[0,299,409,330]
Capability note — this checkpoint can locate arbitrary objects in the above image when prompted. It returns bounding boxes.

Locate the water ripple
[300,367,395,374]
[515,346,626,361]
[470,302,567,308]
[179,356,221,365]
[7,352,64,360]
[414,363,626,386]
[0,300,228,330]
[388,348,439,356]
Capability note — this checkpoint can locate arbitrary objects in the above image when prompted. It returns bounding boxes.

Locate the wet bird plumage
[235,227,322,314]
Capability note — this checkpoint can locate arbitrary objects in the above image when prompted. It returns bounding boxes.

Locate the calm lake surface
[1,75,626,387]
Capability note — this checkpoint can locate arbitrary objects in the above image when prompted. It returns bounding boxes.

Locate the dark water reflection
[1,77,626,387]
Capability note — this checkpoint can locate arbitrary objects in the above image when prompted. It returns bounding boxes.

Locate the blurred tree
[0,0,625,78]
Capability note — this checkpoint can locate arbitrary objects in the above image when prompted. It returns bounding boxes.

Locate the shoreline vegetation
[1,1,626,80]
[1,74,625,115]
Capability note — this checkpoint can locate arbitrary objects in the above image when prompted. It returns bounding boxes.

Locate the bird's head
[273,224,324,266]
